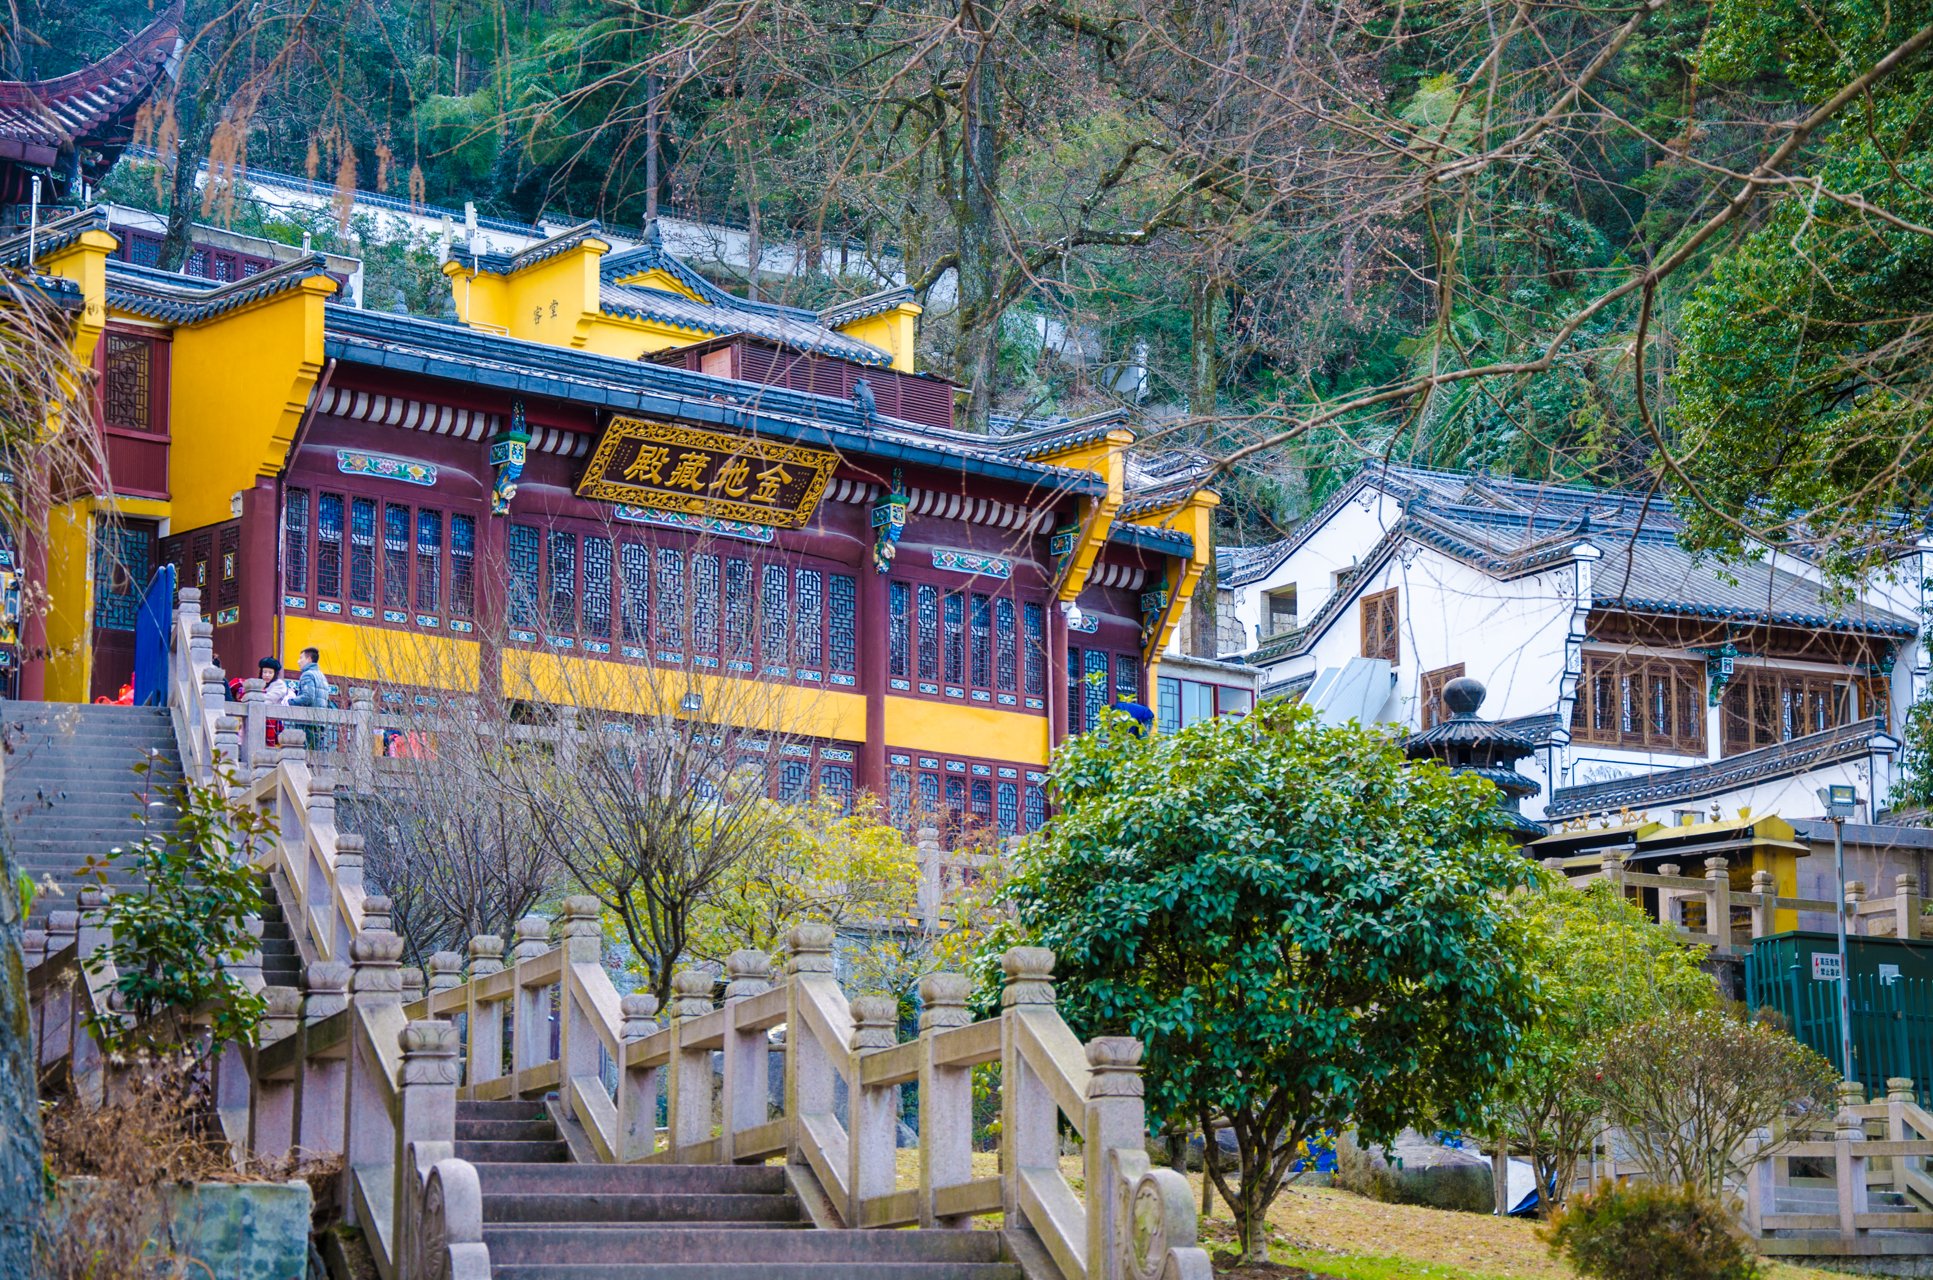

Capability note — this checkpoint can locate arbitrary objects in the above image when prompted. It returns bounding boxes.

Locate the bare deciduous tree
[1587,1008,1839,1195]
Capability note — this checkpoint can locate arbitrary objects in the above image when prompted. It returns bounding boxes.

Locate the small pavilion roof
[0,4,181,200]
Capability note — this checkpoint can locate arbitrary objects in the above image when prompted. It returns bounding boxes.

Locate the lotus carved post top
[577,417,841,529]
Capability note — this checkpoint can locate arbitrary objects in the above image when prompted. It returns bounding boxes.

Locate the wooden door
[90,519,158,701]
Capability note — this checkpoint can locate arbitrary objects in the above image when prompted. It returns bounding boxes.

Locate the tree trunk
[157,92,210,272]
[953,1,1001,434]
[0,747,44,1274]
[1188,267,1222,420]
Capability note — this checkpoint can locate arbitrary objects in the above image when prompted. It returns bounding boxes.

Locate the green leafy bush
[81,759,274,1059]
[1544,1182,1761,1280]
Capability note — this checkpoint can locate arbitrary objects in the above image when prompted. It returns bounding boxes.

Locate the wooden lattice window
[103,332,161,433]
[1361,588,1399,664]
[1419,663,1466,730]
[1721,667,1854,756]
[1571,651,1706,753]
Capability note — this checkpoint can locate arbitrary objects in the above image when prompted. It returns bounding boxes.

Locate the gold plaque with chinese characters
[576,417,842,529]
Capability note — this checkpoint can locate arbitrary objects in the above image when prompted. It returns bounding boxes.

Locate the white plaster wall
[1283,541,1575,728]
[1225,481,1407,650]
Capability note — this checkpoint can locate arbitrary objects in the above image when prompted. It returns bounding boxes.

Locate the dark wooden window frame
[1419,662,1466,730]
[1570,650,1707,754]
[283,486,478,635]
[508,516,859,690]
[1361,587,1399,664]
[1721,665,1857,756]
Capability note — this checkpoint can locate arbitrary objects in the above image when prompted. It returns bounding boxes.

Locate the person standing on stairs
[287,647,332,750]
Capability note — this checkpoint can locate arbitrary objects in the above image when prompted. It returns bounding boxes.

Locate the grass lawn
[889,1150,1848,1279]
[1187,1177,1848,1280]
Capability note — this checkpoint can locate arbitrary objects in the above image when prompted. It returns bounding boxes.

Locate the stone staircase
[456,1101,1026,1280]
[4,700,299,986]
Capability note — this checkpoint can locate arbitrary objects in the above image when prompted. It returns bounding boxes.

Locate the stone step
[472,1164,788,1198]
[457,1139,572,1164]
[458,1100,553,1122]
[484,1227,998,1264]
[488,1261,1021,1280]
[457,1118,561,1143]
[483,1194,803,1227]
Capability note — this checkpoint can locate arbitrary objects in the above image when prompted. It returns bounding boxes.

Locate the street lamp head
[1818,784,1859,821]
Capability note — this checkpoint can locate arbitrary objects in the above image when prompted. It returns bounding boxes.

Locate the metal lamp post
[1818,784,1860,1082]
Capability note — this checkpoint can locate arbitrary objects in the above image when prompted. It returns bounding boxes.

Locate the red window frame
[282,486,478,635]
[887,567,1048,712]
[507,517,860,689]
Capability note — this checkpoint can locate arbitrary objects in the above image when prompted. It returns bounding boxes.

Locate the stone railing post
[401,965,427,1011]
[720,950,773,1161]
[510,915,551,1078]
[667,969,715,1157]
[249,986,305,1161]
[335,833,366,896]
[1846,880,1868,937]
[241,679,267,776]
[295,961,351,1158]
[1751,870,1779,938]
[1000,947,1059,1227]
[918,972,972,1228]
[1085,1038,1147,1280]
[1656,863,1681,928]
[1896,875,1923,941]
[427,952,464,994]
[1742,1127,1775,1236]
[73,888,113,1097]
[618,994,662,1162]
[349,687,376,789]
[783,923,839,1170]
[1600,849,1627,896]
[555,897,603,1090]
[1836,1102,1869,1239]
[199,656,228,740]
[465,936,505,1088]
[917,826,943,927]
[848,993,900,1224]
[395,1020,462,1279]
[213,714,243,785]
[39,909,79,1075]
[343,927,405,1228]
[1888,1077,1917,1140]
[1704,857,1732,948]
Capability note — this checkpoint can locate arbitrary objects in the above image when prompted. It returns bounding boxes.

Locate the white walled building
[1215,463,1929,827]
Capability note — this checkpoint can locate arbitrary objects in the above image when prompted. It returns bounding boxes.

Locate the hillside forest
[16,0,1933,566]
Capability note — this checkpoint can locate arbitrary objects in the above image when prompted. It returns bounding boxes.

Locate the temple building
[14,204,1216,838]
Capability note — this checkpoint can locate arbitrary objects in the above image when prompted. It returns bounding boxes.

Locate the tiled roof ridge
[319,305,1110,492]
[0,2,181,125]
[819,285,914,327]
[106,251,334,322]
[0,204,110,268]
[1545,717,1892,820]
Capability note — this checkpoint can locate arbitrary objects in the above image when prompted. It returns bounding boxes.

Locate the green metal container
[1745,931,1933,1104]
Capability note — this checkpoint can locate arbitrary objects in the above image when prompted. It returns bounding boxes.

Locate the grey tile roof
[1222,459,1919,637]
[1544,718,1891,820]
[1589,537,1916,636]
[593,222,893,366]
[0,205,110,269]
[317,304,1108,495]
